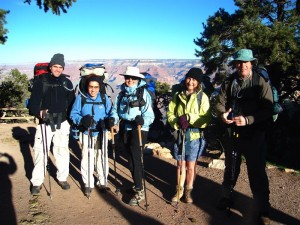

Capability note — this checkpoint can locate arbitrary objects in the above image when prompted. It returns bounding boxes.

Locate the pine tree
[194,0,300,77]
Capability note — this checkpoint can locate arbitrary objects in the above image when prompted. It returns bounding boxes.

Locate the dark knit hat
[49,53,65,68]
[185,68,203,83]
[86,75,103,85]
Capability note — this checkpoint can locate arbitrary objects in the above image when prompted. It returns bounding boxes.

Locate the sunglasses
[124,76,139,80]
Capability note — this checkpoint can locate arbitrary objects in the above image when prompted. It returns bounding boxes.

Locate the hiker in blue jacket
[70,74,112,196]
[107,66,154,206]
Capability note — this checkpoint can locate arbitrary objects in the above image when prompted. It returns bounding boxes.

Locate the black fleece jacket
[29,73,75,123]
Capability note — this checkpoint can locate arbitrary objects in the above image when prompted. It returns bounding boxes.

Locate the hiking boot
[184,186,193,204]
[126,186,138,195]
[259,213,271,225]
[97,184,108,193]
[216,197,233,210]
[171,186,184,202]
[84,187,92,196]
[58,181,70,190]
[31,185,42,195]
[129,190,145,206]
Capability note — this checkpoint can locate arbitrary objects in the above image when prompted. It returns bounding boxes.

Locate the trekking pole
[111,127,120,195]
[227,130,238,216]
[40,123,52,199]
[137,125,149,211]
[87,128,92,199]
[103,130,108,192]
[176,129,185,208]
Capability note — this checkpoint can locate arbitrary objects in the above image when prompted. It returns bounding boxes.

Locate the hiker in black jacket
[29,53,75,195]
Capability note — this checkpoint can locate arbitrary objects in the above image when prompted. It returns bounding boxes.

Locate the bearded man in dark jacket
[214,49,273,225]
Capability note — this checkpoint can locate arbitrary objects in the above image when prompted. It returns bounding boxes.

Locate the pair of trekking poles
[86,125,109,199]
[40,122,52,199]
[111,125,149,211]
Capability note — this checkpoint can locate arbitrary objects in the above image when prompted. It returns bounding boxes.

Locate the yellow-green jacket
[167,88,211,141]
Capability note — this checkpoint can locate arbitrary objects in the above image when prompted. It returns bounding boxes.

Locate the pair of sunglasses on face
[125,76,139,80]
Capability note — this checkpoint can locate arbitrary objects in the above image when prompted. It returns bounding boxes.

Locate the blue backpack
[141,72,157,106]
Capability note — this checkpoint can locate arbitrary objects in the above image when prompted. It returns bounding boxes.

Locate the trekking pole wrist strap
[244,116,249,125]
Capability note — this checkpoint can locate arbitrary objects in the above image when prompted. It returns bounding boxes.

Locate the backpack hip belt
[46,112,63,132]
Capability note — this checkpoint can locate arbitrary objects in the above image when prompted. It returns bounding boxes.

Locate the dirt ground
[0,122,299,225]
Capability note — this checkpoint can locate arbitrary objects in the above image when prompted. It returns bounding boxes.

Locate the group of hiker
[28,49,273,225]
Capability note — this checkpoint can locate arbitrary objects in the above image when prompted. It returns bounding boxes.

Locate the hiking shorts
[173,137,205,161]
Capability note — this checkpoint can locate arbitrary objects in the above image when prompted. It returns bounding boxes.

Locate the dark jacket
[214,70,273,133]
[29,73,75,123]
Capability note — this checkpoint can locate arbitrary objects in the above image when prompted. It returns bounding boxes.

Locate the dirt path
[0,122,299,225]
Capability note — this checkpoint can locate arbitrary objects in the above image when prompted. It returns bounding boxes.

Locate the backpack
[253,66,283,121]
[72,64,112,139]
[26,62,71,110]
[141,72,157,106]
[76,63,114,107]
[28,63,50,92]
[227,67,283,122]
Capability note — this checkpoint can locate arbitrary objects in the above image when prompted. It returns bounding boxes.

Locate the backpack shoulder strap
[252,70,261,86]
[197,89,203,112]
[100,92,106,106]
[117,90,125,113]
[41,75,49,96]
[137,85,146,110]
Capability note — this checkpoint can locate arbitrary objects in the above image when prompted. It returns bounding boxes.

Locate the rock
[219,152,225,160]
[145,142,173,159]
[284,168,295,173]
[208,159,225,170]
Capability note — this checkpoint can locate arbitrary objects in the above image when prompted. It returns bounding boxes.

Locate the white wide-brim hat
[120,66,145,79]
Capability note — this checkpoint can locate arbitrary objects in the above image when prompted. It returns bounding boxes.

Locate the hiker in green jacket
[167,68,211,204]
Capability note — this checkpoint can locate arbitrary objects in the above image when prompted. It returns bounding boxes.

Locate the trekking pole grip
[110,127,114,145]
[137,125,142,147]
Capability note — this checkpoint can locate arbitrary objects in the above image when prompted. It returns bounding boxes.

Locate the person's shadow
[11,126,36,180]
[0,152,17,225]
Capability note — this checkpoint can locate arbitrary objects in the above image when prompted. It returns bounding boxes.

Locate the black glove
[134,115,144,126]
[81,114,93,129]
[97,119,106,131]
[106,117,115,129]
[178,114,189,130]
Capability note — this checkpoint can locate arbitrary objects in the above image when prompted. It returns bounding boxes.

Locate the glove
[178,114,189,130]
[81,114,93,129]
[97,119,106,131]
[134,115,144,126]
[106,117,115,129]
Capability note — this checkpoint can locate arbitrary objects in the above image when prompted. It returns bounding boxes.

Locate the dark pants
[222,128,270,214]
[124,129,148,191]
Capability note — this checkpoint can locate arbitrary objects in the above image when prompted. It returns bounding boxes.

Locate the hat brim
[119,73,145,79]
[229,58,258,66]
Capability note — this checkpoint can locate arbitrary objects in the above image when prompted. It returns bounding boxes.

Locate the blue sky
[0,0,237,64]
